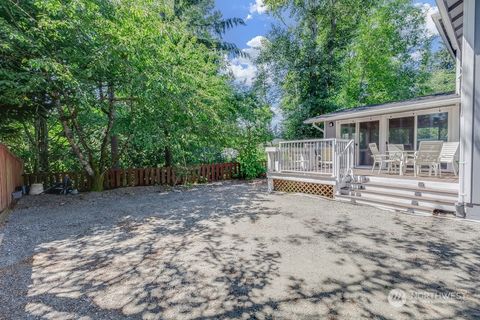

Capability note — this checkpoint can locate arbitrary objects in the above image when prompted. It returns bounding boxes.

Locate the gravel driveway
[1,180,479,319]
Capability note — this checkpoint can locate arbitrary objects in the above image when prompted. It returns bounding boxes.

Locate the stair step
[352,189,457,206]
[352,181,458,196]
[336,194,437,214]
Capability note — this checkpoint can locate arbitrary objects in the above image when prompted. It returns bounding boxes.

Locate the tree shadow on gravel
[297,214,480,319]
[1,181,480,319]
[0,181,285,319]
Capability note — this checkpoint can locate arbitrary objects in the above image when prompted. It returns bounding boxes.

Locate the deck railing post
[332,139,337,178]
[265,147,279,173]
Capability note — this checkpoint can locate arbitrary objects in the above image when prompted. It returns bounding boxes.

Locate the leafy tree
[419,45,456,94]
[260,0,375,139]
[0,0,236,190]
[1,0,270,191]
[0,0,53,172]
[233,90,273,179]
[335,0,438,107]
[260,0,456,139]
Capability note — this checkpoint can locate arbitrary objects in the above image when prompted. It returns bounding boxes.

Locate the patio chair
[437,142,459,176]
[412,141,443,177]
[369,143,396,174]
[317,146,333,170]
[292,147,309,171]
[386,144,404,174]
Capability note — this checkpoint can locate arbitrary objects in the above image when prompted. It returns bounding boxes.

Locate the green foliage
[335,0,455,107]
[234,91,273,179]
[0,0,270,184]
[260,0,456,139]
[237,142,266,180]
[260,0,376,139]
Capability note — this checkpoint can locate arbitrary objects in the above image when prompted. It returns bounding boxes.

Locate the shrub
[237,143,266,180]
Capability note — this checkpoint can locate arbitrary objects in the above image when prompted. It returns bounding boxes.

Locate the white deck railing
[266,138,355,182]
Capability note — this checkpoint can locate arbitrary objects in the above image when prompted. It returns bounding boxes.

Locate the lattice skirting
[272,179,334,199]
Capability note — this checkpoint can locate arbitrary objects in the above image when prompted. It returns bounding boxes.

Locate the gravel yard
[1,180,479,319]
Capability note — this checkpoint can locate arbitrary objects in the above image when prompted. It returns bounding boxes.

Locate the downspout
[455,41,466,217]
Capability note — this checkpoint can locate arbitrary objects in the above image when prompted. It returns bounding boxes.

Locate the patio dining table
[387,150,416,176]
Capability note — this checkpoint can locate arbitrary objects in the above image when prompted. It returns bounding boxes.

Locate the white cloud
[227,36,268,86]
[246,35,266,49]
[249,0,267,15]
[227,61,257,86]
[416,2,439,36]
[245,14,253,21]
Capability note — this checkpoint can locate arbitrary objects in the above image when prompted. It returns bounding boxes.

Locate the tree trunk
[90,172,105,192]
[164,146,172,167]
[35,108,49,172]
[164,129,172,167]
[111,135,119,168]
[22,123,38,173]
[108,84,119,168]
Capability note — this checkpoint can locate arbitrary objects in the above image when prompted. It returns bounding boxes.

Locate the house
[266,0,480,220]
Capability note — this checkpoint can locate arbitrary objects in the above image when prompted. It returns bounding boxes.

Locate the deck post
[459,0,480,219]
[332,139,337,178]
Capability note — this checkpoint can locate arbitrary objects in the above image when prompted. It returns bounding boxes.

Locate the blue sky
[215,0,439,86]
[214,0,273,50]
[215,0,438,50]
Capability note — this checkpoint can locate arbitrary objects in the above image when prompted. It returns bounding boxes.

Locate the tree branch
[56,98,95,176]
[99,84,116,170]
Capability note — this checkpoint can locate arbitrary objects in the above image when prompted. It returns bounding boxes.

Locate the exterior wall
[459,0,480,218]
[333,105,460,167]
[324,121,336,139]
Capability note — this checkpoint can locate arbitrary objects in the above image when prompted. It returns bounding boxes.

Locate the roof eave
[432,13,456,58]
[304,95,461,124]
[435,0,463,55]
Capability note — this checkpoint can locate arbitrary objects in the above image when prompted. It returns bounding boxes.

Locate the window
[340,123,356,140]
[389,116,415,150]
[417,112,448,147]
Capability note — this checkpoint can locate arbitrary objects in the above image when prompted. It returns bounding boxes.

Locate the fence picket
[21,162,260,192]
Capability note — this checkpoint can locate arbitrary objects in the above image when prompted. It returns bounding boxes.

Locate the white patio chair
[386,144,404,174]
[412,141,443,177]
[437,142,459,176]
[293,147,309,171]
[317,146,333,170]
[369,143,396,174]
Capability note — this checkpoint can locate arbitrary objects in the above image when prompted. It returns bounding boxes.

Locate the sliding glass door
[417,112,448,146]
[389,116,415,150]
[359,120,379,166]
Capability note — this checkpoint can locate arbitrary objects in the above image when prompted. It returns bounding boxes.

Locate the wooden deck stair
[336,175,459,215]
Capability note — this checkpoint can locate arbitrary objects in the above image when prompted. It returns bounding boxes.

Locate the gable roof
[303,92,460,124]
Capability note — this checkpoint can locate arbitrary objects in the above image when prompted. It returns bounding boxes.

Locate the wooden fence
[23,162,241,191]
[0,144,24,212]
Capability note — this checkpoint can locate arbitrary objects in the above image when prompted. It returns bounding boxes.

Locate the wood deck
[353,167,459,183]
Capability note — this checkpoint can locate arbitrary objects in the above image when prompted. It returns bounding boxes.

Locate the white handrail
[267,138,355,180]
[279,138,350,144]
[335,139,355,185]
